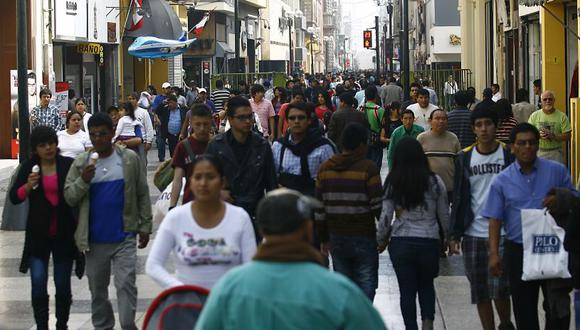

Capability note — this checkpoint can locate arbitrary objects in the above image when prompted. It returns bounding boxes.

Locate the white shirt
[113,116,142,140]
[57,130,92,159]
[145,202,257,289]
[492,92,502,102]
[134,107,154,144]
[81,112,92,132]
[465,146,506,237]
[407,103,438,131]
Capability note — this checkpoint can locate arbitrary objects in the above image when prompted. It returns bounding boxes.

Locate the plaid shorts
[462,236,510,304]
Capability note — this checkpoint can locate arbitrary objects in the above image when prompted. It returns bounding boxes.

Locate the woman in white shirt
[146,154,257,289]
[74,98,92,131]
[57,111,92,159]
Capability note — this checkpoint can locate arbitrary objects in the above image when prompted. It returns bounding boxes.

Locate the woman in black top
[380,101,403,148]
[9,126,80,330]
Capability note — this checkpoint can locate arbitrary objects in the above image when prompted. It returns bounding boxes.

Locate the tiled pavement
[0,149,529,329]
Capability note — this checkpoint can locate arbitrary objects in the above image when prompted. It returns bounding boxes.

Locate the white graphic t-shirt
[146,202,257,289]
[465,145,506,238]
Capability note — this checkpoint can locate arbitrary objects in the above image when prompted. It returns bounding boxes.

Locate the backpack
[142,285,209,330]
[359,104,386,148]
[153,138,198,191]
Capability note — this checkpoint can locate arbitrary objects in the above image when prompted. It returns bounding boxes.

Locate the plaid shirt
[30,104,63,132]
[272,137,335,179]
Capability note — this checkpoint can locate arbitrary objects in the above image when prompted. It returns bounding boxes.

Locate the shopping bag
[152,179,185,226]
[521,208,572,281]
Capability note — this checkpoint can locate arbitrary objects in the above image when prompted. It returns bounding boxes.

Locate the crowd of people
[14,70,580,330]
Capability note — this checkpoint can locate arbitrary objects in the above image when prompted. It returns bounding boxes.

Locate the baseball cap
[162,82,171,89]
[256,188,323,235]
[198,88,207,93]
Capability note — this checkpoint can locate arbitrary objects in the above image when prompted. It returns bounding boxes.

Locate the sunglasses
[288,115,307,121]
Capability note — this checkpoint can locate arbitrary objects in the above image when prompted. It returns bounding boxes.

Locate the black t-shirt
[226,130,251,163]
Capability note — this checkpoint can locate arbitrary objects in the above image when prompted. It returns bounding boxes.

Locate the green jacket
[64,145,152,252]
[387,124,425,169]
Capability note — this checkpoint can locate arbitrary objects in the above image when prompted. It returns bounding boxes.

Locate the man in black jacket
[155,94,187,160]
[206,96,277,237]
[327,92,368,151]
[448,106,515,330]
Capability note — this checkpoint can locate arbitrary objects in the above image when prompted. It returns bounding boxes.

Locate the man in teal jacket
[387,109,424,169]
[196,188,387,330]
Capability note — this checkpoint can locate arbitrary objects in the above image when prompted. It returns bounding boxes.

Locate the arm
[488,218,503,276]
[435,176,450,239]
[482,179,505,276]
[449,154,464,242]
[169,168,185,208]
[9,163,33,205]
[113,118,124,141]
[143,110,155,145]
[377,192,395,246]
[145,222,184,288]
[180,113,190,139]
[327,114,339,144]
[268,116,276,138]
[263,144,278,192]
[240,213,257,262]
[367,167,383,220]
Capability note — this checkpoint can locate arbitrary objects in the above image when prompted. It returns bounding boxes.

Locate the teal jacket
[64,145,152,252]
[387,124,425,169]
[196,261,387,330]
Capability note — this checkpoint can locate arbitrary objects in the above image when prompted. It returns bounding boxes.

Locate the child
[113,102,143,151]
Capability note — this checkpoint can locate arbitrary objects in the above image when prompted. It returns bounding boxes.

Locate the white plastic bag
[521,208,571,281]
[153,179,185,225]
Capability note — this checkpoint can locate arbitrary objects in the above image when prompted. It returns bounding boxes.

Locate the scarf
[253,239,325,266]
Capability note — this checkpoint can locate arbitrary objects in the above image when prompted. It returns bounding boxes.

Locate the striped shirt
[496,117,518,144]
[31,104,63,132]
[211,89,230,113]
[316,151,383,242]
[447,107,476,148]
[417,130,461,192]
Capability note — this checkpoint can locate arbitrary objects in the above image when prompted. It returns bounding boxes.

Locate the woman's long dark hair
[317,91,333,110]
[384,137,434,210]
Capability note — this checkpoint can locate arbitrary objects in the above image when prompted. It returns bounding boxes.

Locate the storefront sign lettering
[77,43,102,54]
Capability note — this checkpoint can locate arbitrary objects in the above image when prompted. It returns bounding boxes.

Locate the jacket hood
[326,146,367,171]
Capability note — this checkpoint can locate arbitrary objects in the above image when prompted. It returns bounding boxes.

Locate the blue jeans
[389,237,439,330]
[366,145,384,171]
[156,130,166,161]
[330,234,379,301]
[30,250,73,299]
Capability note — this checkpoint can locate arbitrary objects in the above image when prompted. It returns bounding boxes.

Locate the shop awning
[216,42,235,58]
[124,0,183,40]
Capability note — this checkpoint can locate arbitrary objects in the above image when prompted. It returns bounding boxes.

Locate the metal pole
[17,0,30,162]
[402,0,410,97]
[375,16,380,78]
[234,0,240,73]
[288,20,293,76]
[389,10,393,74]
[310,37,314,74]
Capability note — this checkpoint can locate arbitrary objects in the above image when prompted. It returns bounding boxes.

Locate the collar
[253,239,325,265]
[514,157,539,174]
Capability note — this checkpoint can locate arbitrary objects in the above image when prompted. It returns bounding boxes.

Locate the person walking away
[211,79,230,114]
[447,90,476,148]
[407,89,438,131]
[448,107,515,330]
[10,127,80,330]
[64,113,152,330]
[206,96,277,237]
[155,95,187,160]
[381,76,404,107]
[316,123,383,301]
[146,155,256,289]
[491,84,502,102]
[195,188,386,330]
[327,92,368,150]
[57,111,92,159]
[360,86,387,170]
[512,88,536,124]
[417,109,461,202]
[484,123,576,330]
[169,104,212,209]
[152,83,173,162]
[31,88,63,132]
[444,75,459,110]
[474,88,496,111]
[528,90,571,164]
[377,137,449,330]
[74,98,92,132]
[387,109,424,170]
[495,99,518,145]
[249,84,276,142]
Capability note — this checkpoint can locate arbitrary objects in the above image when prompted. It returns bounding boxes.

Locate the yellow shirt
[528,109,571,150]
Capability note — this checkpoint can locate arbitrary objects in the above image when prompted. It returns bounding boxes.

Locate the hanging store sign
[54,0,119,43]
[54,0,88,41]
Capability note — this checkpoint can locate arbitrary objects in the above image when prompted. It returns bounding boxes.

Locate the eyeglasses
[287,115,307,121]
[232,114,254,121]
[514,139,539,146]
[542,98,554,101]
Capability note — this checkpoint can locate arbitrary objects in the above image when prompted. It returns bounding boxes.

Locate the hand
[144,143,152,152]
[221,190,234,203]
[138,232,150,249]
[320,242,330,256]
[448,240,461,256]
[26,172,40,192]
[489,253,503,277]
[543,195,558,214]
[377,241,388,253]
[179,134,184,141]
[81,164,96,183]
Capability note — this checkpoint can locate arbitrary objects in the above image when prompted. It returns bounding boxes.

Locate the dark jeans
[367,145,384,171]
[504,240,571,330]
[29,243,74,299]
[157,133,179,161]
[330,234,379,301]
[389,237,439,330]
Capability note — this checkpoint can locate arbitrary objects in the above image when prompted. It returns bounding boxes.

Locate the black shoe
[32,295,49,330]
[498,322,515,330]
[55,294,72,330]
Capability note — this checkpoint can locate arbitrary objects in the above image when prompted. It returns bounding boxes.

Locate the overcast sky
[343,0,379,70]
